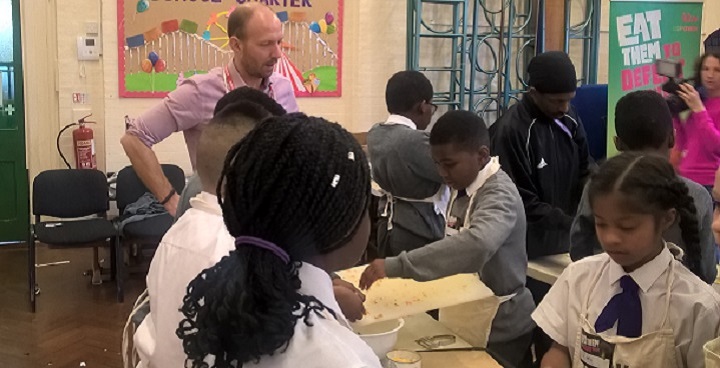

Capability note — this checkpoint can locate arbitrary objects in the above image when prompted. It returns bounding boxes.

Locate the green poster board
[607,0,703,156]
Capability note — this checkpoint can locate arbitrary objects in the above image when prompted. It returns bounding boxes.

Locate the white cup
[385,350,421,368]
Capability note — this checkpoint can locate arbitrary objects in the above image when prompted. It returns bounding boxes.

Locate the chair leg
[110,240,117,282]
[28,234,36,313]
[91,246,102,285]
[115,237,124,303]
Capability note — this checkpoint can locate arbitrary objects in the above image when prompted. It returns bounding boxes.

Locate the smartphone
[655,59,683,79]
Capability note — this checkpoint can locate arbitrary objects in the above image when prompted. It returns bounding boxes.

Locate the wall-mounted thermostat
[77,36,101,61]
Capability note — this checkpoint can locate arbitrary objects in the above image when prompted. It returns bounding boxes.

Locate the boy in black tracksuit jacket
[490,51,594,366]
[490,51,593,261]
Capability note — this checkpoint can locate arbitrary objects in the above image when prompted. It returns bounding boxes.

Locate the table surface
[529,256,720,294]
[392,313,501,368]
[527,253,572,285]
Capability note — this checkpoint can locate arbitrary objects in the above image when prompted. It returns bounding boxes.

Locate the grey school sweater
[569,176,717,283]
[367,122,445,241]
[384,170,536,344]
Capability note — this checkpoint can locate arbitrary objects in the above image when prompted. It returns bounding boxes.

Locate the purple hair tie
[235,236,290,264]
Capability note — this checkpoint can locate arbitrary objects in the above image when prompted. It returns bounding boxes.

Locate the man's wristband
[160,188,177,205]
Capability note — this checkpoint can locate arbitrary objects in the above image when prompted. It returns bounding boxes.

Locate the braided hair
[588,152,702,278]
[177,113,371,368]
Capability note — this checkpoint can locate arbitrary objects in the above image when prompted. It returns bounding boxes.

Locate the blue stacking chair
[572,84,608,161]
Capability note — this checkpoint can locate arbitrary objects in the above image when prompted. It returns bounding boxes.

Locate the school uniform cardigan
[384,170,536,344]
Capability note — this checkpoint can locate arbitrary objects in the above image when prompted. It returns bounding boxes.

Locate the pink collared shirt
[126,63,298,169]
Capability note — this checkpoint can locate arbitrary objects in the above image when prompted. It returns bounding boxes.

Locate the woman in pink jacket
[674,52,720,191]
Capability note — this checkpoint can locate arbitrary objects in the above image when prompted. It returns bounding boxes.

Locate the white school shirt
[532,246,720,368]
[134,191,380,368]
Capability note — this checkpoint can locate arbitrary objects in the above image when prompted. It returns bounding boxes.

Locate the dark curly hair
[588,152,702,278]
[176,113,371,368]
[214,86,287,117]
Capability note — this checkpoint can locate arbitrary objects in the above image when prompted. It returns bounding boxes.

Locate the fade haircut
[429,110,489,151]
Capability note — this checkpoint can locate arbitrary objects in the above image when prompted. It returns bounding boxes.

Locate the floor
[0,244,145,368]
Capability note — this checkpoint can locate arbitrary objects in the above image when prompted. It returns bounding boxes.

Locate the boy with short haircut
[361,110,535,368]
[174,87,287,219]
[570,90,717,283]
[367,71,447,257]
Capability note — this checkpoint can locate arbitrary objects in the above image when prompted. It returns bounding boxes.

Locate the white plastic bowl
[355,318,405,358]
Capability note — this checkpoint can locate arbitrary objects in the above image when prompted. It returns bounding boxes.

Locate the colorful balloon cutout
[318,19,328,34]
[327,24,337,35]
[136,0,149,13]
[148,52,159,66]
[202,30,211,41]
[126,34,145,48]
[141,59,153,73]
[309,21,321,34]
[325,12,334,25]
[155,59,167,73]
[276,11,289,23]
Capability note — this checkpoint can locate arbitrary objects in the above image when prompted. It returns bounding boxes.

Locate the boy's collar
[189,191,222,216]
[463,157,501,195]
[384,114,417,130]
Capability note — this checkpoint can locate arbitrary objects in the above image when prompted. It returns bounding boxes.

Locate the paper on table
[336,265,494,327]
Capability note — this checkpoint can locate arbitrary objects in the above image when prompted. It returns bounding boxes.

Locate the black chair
[116,164,185,270]
[30,169,121,312]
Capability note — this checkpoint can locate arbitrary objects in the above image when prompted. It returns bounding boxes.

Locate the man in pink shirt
[121,3,298,216]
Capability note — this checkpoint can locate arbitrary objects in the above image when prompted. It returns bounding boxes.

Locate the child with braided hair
[132,96,371,368]
[570,90,716,283]
[176,113,380,368]
[534,152,720,368]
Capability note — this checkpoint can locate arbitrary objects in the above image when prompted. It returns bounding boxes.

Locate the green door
[0,0,28,243]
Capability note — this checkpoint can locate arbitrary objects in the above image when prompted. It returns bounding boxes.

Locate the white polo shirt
[134,191,381,368]
[532,245,720,368]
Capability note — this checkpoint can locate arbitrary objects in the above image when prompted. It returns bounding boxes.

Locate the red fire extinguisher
[72,114,97,169]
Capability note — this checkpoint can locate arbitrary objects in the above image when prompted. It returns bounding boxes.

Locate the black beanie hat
[528,51,577,93]
[705,29,720,54]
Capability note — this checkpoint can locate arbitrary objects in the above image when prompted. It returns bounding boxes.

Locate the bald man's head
[227,3,278,40]
[227,3,283,80]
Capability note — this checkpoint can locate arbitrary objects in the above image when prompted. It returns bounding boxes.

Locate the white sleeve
[531,267,574,348]
[683,303,720,368]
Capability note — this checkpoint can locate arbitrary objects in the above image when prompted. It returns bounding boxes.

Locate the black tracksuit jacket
[490,96,593,260]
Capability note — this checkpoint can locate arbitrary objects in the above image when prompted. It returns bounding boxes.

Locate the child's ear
[415,101,426,116]
[478,146,490,164]
[667,134,675,149]
[613,136,626,152]
[660,208,677,232]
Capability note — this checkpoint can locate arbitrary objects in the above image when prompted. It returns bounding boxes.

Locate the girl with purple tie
[533,152,720,368]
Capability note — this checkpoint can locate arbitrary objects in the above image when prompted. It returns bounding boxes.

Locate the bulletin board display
[118,0,343,98]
